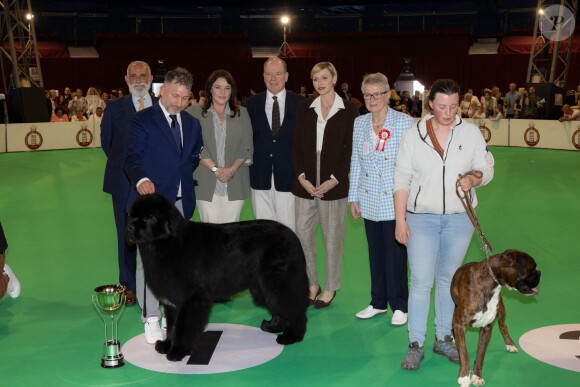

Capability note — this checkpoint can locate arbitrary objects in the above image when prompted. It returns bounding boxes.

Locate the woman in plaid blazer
[348,73,413,325]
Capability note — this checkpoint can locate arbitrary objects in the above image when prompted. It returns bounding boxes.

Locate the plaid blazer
[348,109,413,221]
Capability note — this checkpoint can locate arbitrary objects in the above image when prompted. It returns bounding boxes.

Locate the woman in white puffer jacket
[393,79,495,371]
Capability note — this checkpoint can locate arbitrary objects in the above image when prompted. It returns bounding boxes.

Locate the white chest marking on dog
[471,285,501,328]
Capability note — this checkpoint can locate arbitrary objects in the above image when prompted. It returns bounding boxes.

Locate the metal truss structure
[526,0,578,88]
[0,0,43,91]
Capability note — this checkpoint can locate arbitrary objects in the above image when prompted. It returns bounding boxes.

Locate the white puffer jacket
[393,115,494,214]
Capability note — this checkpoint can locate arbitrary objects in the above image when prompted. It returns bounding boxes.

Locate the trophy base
[101,340,125,368]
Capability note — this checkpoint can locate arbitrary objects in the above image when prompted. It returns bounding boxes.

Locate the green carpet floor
[0,146,578,386]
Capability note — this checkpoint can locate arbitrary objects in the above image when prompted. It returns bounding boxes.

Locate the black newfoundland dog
[125,193,308,361]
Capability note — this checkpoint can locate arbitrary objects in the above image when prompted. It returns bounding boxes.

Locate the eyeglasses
[363,91,388,100]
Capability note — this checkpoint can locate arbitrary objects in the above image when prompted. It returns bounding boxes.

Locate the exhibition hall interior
[0,1,579,386]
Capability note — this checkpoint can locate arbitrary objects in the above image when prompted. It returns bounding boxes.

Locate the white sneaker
[144,317,163,344]
[3,264,20,298]
[356,305,388,319]
[391,310,408,326]
[161,316,167,331]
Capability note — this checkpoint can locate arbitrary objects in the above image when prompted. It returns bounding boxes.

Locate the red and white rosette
[375,129,391,152]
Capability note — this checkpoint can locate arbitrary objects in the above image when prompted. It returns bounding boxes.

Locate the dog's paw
[261,317,287,333]
[155,340,171,354]
[506,344,518,353]
[166,347,188,362]
[261,319,274,332]
[458,375,470,387]
[276,332,302,345]
[471,374,485,386]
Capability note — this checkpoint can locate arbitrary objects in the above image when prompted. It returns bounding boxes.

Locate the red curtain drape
[19,32,580,98]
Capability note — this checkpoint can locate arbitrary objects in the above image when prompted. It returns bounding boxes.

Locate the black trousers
[363,218,409,312]
[112,195,137,291]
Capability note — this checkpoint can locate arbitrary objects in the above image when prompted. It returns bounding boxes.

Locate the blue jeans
[406,212,474,345]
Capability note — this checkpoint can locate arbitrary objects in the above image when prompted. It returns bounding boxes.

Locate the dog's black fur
[126,193,309,361]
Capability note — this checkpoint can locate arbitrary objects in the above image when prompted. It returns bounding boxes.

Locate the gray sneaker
[401,342,425,370]
[433,335,460,363]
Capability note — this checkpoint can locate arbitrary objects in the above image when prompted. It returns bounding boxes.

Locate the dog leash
[456,170,500,286]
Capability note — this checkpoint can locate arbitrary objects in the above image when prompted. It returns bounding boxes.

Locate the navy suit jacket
[245,90,304,192]
[124,102,203,219]
[101,94,159,199]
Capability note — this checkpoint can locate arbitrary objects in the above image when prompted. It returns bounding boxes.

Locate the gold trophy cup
[92,284,126,368]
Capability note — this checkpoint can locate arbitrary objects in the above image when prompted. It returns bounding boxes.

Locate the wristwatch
[211,165,218,172]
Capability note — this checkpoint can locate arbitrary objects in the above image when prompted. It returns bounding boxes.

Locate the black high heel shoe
[308,285,321,306]
[314,291,336,309]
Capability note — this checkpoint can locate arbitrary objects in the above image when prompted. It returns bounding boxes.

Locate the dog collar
[486,258,501,287]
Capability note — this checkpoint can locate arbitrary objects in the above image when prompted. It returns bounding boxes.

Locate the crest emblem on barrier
[477,120,491,143]
[76,124,93,147]
[572,127,580,150]
[524,121,540,147]
[24,125,43,150]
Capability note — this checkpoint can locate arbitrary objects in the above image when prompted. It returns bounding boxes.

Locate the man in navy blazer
[124,67,203,344]
[101,60,157,306]
[245,57,304,231]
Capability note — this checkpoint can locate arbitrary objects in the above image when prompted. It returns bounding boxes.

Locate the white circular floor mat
[122,323,284,374]
[519,324,580,372]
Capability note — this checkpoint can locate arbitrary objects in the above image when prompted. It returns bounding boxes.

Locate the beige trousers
[197,194,244,224]
[294,196,347,292]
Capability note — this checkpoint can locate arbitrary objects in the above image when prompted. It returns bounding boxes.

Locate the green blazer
[186,104,253,202]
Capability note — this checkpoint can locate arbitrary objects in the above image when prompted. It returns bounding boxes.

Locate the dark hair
[202,69,240,118]
[164,67,193,89]
[428,79,461,102]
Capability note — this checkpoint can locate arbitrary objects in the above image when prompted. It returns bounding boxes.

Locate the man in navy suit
[124,67,203,344]
[101,60,157,306]
[245,57,304,231]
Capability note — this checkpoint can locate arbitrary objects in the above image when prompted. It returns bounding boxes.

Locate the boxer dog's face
[502,249,541,296]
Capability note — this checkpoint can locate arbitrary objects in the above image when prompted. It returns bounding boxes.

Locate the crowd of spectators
[455,83,580,121]
[44,85,214,123]
[44,82,580,123]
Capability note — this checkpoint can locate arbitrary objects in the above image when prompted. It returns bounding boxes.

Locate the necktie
[138,97,145,111]
[169,114,182,153]
[272,96,280,137]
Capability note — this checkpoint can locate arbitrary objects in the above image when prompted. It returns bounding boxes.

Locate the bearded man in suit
[101,60,157,307]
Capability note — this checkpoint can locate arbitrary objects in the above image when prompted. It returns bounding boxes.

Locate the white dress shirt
[310,92,345,151]
[300,92,344,183]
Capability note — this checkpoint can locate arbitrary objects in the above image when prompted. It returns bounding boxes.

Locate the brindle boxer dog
[451,249,541,387]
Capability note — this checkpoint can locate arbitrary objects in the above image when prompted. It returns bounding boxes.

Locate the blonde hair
[310,62,337,79]
[87,87,99,96]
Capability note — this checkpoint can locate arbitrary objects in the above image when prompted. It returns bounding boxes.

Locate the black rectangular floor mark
[187,330,223,365]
